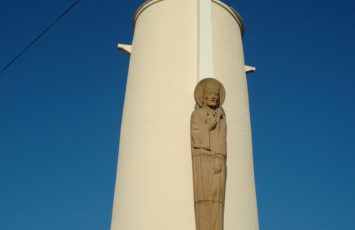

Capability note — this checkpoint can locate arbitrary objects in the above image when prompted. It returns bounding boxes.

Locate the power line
[0,0,81,76]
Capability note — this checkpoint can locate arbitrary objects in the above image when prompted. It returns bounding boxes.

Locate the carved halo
[194,78,226,107]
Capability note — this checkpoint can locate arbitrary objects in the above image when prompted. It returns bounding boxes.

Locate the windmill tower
[111,1,258,230]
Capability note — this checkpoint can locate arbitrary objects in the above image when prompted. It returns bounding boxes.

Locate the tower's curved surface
[111,1,258,230]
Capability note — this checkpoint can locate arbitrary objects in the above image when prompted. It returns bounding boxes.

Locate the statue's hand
[206,115,217,130]
[213,157,223,174]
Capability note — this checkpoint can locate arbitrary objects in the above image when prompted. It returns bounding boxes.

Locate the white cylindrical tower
[210,3,259,230]
[111,1,259,230]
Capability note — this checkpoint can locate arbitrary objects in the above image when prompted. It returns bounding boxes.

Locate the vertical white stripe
[198,0,214,81]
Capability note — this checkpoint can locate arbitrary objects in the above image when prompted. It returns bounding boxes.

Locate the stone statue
[191,78,227,230]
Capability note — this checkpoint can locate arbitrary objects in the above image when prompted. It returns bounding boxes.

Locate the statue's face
[204,87,220,108]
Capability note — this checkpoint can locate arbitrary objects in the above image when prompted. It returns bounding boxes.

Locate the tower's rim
[133,0,245,37]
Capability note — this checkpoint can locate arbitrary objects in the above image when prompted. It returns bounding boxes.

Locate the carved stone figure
[191,78,227,230]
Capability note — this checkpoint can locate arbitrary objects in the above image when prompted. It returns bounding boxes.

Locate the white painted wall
[111,1,259,230]
[211,2,259,230]
[111,1,197,229]
[198,0,214,79]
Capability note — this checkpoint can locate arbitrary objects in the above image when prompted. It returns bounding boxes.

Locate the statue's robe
[191,106,227,230]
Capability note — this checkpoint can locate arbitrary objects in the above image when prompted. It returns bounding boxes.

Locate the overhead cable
[0,0,81,76]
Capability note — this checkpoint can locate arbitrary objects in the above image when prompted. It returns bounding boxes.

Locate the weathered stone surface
[191,78,227,230]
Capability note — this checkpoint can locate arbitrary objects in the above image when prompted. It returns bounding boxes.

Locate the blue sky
[0,0,354,229]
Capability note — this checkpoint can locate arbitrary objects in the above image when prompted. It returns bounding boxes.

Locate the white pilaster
[198,0,214,80]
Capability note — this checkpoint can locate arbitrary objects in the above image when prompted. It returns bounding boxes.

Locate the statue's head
[203,83,220,108]
[194,78,225,109]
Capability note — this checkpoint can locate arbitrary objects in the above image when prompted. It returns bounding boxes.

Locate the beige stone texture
[191,78,227,230]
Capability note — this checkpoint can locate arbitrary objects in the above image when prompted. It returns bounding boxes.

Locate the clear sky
[0,0,354,229]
